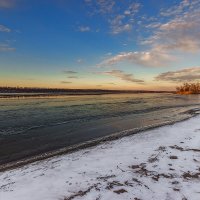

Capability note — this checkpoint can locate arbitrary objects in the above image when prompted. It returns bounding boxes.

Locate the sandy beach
[1,115,200,200]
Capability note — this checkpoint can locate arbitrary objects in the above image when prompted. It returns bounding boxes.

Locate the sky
[0,0,199,90]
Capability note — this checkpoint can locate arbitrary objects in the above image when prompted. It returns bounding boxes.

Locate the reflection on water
[0,93,200,165]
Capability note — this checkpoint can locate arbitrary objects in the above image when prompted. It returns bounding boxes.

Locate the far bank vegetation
[176,83,200,94]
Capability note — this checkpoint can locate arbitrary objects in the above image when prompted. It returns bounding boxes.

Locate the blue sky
[0,0,200,90]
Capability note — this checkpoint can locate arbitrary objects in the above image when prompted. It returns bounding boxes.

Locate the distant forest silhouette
[0,87,111,93]
[176,83,200,94]
[0,87,172,95]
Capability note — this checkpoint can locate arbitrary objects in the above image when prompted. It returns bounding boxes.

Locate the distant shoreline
[0,87,174,98]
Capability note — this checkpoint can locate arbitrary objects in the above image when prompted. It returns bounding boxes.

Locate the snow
[1,116,200,200]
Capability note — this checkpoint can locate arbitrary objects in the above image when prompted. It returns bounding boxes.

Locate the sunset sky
[0,0,199,90]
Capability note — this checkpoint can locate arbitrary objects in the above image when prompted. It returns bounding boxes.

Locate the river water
[0,93,200,166]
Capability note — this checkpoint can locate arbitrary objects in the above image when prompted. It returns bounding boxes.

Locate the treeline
[0,87,123,95]
[0,86,172,94]
[0,87,108,93]
[176,83,200,94]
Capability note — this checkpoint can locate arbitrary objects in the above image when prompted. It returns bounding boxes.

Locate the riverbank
[1,115,200,200]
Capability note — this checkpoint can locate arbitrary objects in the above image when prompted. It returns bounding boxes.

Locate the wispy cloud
[77,59,84,63]
[98,50,174,68]
[0,0,15,8]
[63,70,78,74]
[97,0,200,68]
[98,70,144,84]
[0,24,11,32]
[160,0,194,17]
[155,67,200,83]
[68,76,78,79]
[61,81,72,84]
[85,0,141,34]
[143,0,200,53]
[109,2,140,34]
[109,15,132,34]
[78,26,91,32]
[85,0,115,15]
[0,44,15,52]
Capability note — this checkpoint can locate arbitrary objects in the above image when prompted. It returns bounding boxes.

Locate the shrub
[176,82,200,94]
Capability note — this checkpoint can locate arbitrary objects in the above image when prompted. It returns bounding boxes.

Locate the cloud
[0,44,15,52]
[68,76,78,79]
[98,50,174,68]
[0,0,15,8]
[96,0,200,68]
[85,0,141,34]
[160,0,194,17]
[77,59,84,63]
[0,24,11,32]
[86,0,115,14]
[63,70,77,74]
[78,26,91,32]
[61,81,72,84]
[144,0,200,53]
[109,2,140,34]
[98,70,144,84]
[109,15,132,34]
[155,67,200,82]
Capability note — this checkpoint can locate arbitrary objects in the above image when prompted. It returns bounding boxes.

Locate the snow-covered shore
[1,116,200,200]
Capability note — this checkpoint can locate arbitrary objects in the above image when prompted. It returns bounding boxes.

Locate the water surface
[0,93,200,166]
